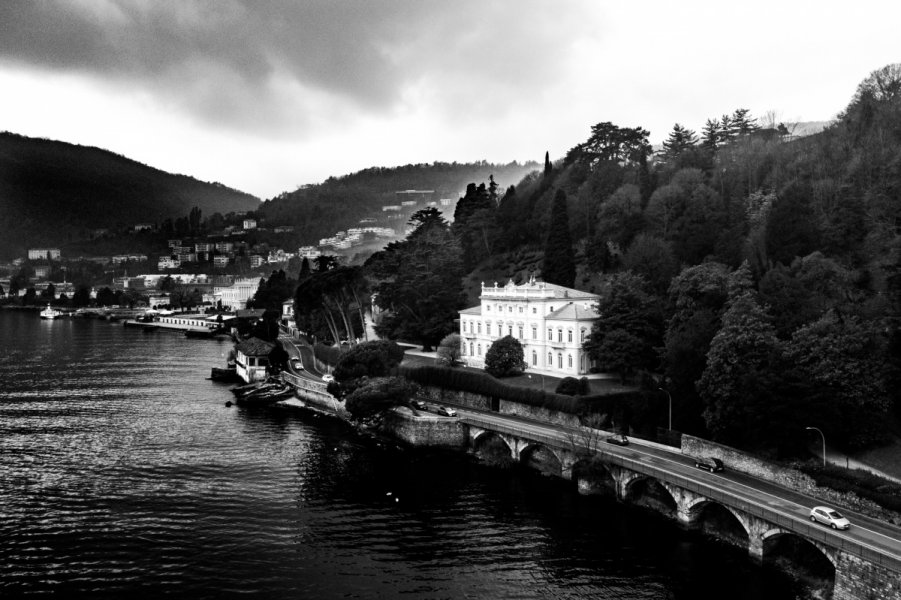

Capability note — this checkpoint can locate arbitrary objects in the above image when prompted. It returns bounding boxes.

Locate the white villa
[459,277,600,376]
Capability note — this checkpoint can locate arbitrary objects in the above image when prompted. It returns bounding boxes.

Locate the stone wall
[682,435,818,491]
[682,435,901,524]
[833,551,901,600]
[382,410,469,448]
[498,399,581,428]
[417,386,491,410]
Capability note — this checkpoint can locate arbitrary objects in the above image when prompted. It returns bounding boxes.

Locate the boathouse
[235,337,277,383]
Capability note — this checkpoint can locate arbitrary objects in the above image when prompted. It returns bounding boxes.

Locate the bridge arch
[472,431,515,467]
[623,475,678,517]
[763,530,836,596]
[571,457,616,497]
[520,443,563,477]
[686,499,750,547]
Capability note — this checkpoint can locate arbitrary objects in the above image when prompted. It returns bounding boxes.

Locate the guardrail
[462,414,901,573]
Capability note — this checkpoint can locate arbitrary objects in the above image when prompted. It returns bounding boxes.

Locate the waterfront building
[243,219,257,230]
[235,337,276,383]
[215,277,261,310]
[458,277,599,376]
[28,248,61,260]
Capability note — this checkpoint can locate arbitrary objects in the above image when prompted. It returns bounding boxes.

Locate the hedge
[399,365,664,422]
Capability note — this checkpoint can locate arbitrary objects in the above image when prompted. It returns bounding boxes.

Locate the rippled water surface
[0,311,801,599]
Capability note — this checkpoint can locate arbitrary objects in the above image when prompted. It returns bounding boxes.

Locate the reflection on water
[0,312,800,599]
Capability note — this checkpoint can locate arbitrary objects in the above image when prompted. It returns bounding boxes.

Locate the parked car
[292,361,304,371]
[606,434,629,446]
[809,506,851,530]
[411,400,427,410]
[437,406,457,417]
[322,374,335,383]
[694,457,724,473]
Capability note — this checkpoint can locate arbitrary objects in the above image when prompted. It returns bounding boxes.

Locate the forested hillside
[257,160,539,242]
[0,132,259,258]
[358,64,901,457]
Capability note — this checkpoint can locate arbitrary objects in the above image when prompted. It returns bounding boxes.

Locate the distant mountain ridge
[0,131,260,259]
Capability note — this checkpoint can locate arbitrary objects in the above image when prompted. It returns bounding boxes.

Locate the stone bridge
[465,422,901,600]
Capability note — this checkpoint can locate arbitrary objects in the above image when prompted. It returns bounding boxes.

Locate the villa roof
[480,278,598,301]
[460,306,482,315]
[547,302,600,321]
[235,337,277,357]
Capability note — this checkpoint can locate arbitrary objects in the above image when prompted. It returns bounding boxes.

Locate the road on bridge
[455,404,901,570]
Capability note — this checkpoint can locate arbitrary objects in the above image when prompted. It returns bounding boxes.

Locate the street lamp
[806,426,826,468]
[658,387,672,431]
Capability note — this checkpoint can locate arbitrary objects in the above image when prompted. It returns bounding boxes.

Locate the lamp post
[658,387,672,431]
[806,426,826,467]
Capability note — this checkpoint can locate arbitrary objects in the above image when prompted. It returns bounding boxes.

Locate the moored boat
[39,305,63,319]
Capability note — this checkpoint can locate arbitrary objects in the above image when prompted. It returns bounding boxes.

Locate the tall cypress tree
[541,189,576,288]
[544,151,553,178]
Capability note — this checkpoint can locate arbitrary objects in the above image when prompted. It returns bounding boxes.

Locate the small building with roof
[235,337,277,383]
[458,276,600,376]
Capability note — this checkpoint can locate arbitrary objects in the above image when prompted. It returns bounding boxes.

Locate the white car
[437,406,457,417]
[809,506,851,530]
[322,374,335,383]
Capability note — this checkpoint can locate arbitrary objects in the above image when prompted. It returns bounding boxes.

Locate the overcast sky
[1,1,898,200]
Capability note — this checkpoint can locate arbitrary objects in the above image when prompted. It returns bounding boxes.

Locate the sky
[1,1,899,201]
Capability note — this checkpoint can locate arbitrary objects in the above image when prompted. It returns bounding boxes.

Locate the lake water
[0,310,803,598]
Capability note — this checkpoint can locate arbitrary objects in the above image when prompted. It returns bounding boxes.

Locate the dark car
[606,434,629,446]
[694,457,724,472]
[411,400,427,410]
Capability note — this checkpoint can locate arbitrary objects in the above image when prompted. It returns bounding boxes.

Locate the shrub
[484,335,526,377]
[555,377,582,396]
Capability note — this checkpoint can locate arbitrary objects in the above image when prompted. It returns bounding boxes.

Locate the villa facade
[459,278,600,376]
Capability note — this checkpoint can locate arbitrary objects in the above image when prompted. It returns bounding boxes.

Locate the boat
[237,384,294,406]
[40,305,63,319]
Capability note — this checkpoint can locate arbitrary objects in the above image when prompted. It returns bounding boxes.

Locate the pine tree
[541,189,576,288]
[299,257,311,280]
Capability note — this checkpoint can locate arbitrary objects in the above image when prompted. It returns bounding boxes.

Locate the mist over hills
[0,131,260,259]
[257,160,541,243]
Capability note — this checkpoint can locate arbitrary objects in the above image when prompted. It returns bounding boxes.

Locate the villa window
[507,325,512,336]
[462,344,466,356]
[508,306,513,313]
[558,353,563,368]
[487,305,491,312]
[518,306,523,313]
[532,326,537,340]
[478,344,482,356]
[487,323,491,335]
[477,322,482,334]
[547,352,552,366]
[568,330,573,343]
[532,307,537,314]
[580,329,586,342]
[547,328,552,340]
[470,342,473,355]
[557,329,563,343]
[532,351,537,366]
[518,326,523,339]
[568,354,573,368]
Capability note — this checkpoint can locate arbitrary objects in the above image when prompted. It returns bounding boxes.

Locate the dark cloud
[0,0,594,135]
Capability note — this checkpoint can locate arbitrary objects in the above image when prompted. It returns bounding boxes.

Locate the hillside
[0,131,260,259]
[258,160,540,243]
